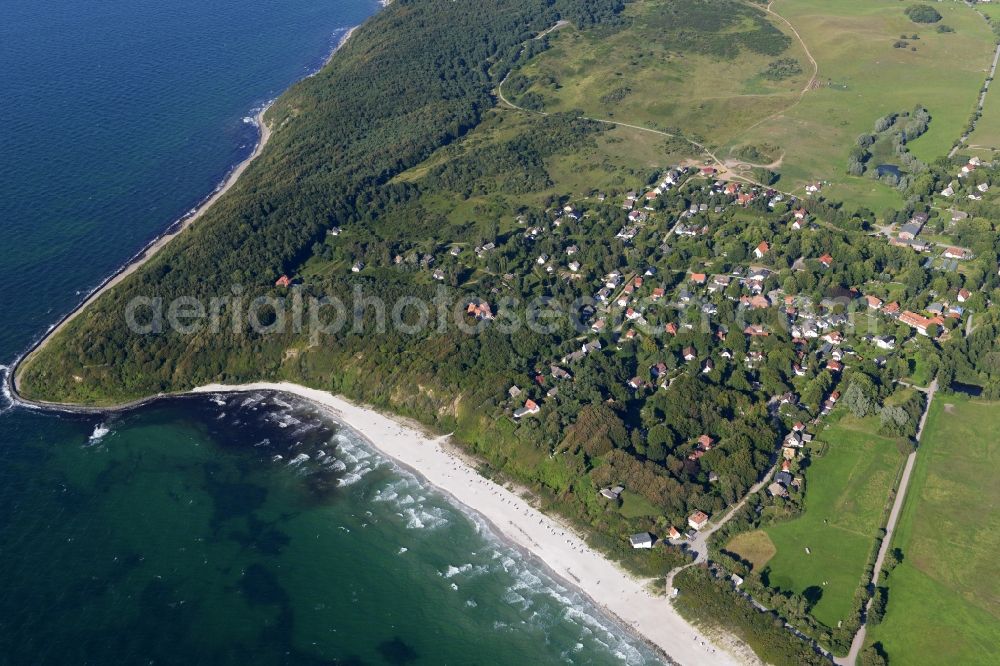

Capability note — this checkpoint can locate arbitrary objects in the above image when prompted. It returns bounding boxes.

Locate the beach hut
[629,532,655,549]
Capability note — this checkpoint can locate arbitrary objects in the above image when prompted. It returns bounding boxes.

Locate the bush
[673,567,828,666]
[599,86,632,105]
[760,57,804,81]
[860,643,889,666]
[905,4,942,24]
[868,586,889,625]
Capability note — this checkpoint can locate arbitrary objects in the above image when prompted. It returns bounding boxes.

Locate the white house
[629,532,655,549]
[688,510,710,530]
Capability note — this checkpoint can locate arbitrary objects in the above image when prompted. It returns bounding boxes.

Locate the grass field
[618,491,661,518]
[724,529,777,571]
[504,0,997,214]
[729,0,996,208]
[392,108,696,231]
[866,395,1000,664]
[966,4,1000,159]
[761,409,906,628]
[509,0,811,147]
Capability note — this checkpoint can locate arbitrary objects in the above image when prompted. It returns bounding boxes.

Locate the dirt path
[497,68,726,166]
[731,1,820,145]
[950,32,1000,157]
[498,54,775,191]
[836,378,937,666]
[766,1,818,93]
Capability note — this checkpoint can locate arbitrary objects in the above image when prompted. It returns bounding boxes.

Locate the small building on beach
[629,532,655,549]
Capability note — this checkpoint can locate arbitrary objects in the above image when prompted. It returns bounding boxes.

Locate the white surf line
[191,381,747,666]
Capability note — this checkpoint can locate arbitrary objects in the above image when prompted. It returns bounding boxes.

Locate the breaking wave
[193,390,657,664]
[87,423,112,444]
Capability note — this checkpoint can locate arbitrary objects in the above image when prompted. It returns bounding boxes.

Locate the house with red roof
[753,241,769,259]
[688,511,710,530]
[899,310,936,336]
[467,301,495,321]
[944,247,970,260]
[513,399,540,418]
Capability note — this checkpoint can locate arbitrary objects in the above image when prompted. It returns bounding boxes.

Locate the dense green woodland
[18,0,1000,662]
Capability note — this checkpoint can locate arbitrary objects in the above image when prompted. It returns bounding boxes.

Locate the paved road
[836,377,937,665]
[665,462,778,591]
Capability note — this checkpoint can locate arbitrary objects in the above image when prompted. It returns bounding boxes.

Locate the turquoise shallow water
[0,0,661,663]
[0,394,657,664]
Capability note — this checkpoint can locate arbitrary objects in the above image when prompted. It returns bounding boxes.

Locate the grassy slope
[391,109,695,225]
[734,0,995,208]
[762,409,905,628]
[510,0,810,146]
[866,396,1000,664]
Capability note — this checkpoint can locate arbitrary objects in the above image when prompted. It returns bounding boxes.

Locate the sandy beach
[191,382,749,666]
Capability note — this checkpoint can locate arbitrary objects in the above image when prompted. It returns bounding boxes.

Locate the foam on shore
[191,381,747,666]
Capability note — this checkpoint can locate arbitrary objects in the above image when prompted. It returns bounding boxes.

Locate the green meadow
[963,2,1000,163]
[735,0,996,207]
[866,396,1000,665]
[509,0,810,147]
[504,0,997,214]
[761,409,906,628]
[724,529,777,571]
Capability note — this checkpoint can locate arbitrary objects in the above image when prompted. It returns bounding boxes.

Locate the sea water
[0,0,661,663]
[0,395,659,664]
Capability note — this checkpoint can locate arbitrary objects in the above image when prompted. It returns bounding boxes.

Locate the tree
[843,378,877,418]
[879,405,910,436]
[905,4,942,24]
[560,403,627,458]
[860,643,889,666]
[868,586,889,625]
[882,547,903,579]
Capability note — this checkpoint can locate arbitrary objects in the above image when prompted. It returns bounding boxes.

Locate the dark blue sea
[0,1,659,663]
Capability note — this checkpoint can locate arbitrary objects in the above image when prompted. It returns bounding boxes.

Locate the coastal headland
[3,11,748,665]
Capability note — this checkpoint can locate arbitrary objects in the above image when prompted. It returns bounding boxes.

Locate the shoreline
[11,24,362,394]
[11,107,272,393]
[0,7,750,661]
[190,382,747,666]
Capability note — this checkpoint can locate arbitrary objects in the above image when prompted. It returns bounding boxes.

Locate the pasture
[866,395,1000,664]
[733,0,996,207]
[761,409,906,628]
[724,529,776,571]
